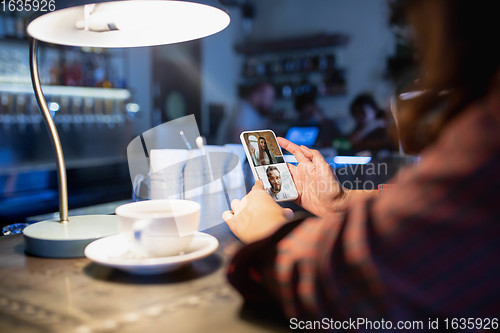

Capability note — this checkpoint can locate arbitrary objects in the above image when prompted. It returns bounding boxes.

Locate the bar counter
[0,222,288,332]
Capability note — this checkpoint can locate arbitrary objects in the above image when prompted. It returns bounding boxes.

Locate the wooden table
[0,223,288,333]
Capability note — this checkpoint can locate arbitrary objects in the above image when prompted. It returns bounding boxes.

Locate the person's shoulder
[232,101,251,114]
[440,97,500,152]
[236,107,263,129]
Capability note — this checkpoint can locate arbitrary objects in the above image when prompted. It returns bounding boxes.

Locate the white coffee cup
[115,199,201,257]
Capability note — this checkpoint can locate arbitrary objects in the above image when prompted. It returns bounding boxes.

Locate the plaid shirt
[228,95,500,325]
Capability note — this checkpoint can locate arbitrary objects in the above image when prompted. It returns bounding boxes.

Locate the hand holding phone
[240,130,298,202]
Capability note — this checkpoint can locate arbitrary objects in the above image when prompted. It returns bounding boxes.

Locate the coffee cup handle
[132,219,151,249]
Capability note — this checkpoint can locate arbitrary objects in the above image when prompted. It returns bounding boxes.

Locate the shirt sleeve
[228,195,387,321]
[227,104,500,322]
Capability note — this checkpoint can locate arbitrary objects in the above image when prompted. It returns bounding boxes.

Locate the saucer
[84,232,219,275]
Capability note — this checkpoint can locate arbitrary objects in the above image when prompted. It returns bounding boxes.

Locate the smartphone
[240,130,298,202]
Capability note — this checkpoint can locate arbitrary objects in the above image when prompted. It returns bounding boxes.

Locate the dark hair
[398,0,500,153]
[241,82,274,99]
[266,165,280,177]
[349,93,383,120]
[258,136,270,161]
[294,91,317,112]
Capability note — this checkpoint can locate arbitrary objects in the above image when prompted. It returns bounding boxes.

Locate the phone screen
[240,130,298,202]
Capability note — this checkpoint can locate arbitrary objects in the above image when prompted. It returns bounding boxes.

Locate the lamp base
[23,215,120,258]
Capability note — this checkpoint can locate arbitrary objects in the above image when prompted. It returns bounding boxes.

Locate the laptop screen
[285,126,320,147]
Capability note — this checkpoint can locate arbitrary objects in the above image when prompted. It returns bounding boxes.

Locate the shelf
[0,156,128,175]
[235,33,349,55]
[275,84,347,101]
[237,32,349,104]
[242,67,340,80]
[0,83,131,100]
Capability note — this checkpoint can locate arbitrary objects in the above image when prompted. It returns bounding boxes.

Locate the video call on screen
[243,131,285,167]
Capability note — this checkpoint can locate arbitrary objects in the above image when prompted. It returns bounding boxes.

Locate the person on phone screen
[265,166,288,200]
[256,137,277,166]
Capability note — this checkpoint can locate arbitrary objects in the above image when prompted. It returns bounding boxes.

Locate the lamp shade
[27,0,231,48]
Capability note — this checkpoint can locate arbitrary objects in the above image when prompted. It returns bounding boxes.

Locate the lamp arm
[29,38,69,223]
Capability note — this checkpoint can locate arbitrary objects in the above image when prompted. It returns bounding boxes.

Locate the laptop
[284,126,320,147]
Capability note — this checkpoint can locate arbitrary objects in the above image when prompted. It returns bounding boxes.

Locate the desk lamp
[22,0,230,258]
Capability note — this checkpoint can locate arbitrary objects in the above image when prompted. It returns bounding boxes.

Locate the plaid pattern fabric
[377,183,397,193]
[228,98,500,323]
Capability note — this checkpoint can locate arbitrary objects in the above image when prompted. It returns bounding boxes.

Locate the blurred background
[0,0,414,226]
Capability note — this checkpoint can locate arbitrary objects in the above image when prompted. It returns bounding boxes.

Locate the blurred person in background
[348,92,395,156]
[218,82,276,144]
[292,91,341,148]
[223,0,500,325]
